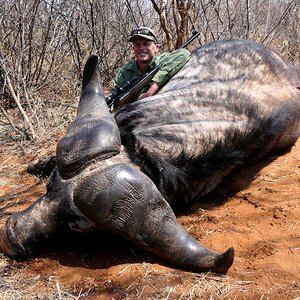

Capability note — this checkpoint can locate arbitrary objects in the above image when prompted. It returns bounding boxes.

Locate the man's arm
[151,48,191,87]
[137,48,191,100]
[138,81,160,99]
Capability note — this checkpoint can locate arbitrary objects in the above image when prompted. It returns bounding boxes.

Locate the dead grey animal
[1,39,300,274]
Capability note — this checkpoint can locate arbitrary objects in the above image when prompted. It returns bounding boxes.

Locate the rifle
[106,31,200,111]
[105,77,137,108]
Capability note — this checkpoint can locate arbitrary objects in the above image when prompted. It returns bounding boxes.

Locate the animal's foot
[0,226,17,257]
[27,155,57,178]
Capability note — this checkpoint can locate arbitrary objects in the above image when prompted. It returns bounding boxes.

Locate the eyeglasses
[130,29,157,42]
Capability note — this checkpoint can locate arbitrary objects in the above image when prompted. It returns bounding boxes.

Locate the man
[111,27,191,102]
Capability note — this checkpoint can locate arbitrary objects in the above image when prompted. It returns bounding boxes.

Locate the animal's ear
[56,54,121,180]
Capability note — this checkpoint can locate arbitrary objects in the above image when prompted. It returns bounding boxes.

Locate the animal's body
[0,39,299,274]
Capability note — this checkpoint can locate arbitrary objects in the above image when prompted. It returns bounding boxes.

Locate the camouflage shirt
[111,48,191,100]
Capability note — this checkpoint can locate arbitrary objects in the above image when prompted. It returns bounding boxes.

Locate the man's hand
[138,81,160,100]
[146,81,160,96]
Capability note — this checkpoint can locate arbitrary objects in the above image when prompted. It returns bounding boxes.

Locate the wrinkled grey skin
[1,39,300,274]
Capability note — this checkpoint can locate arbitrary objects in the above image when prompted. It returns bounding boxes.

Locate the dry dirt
[0,137,299,299]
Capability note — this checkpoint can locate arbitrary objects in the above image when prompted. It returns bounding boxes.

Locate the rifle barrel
[180,31,200,49]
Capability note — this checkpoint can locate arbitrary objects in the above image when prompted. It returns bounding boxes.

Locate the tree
[150,0,194,50]
[0,0,299,143]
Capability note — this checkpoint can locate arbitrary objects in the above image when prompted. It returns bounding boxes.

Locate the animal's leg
[73,163,234,274]
[0,171,75,257]
[27,154,57,177]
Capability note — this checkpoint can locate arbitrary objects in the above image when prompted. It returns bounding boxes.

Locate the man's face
[132,38,160,65]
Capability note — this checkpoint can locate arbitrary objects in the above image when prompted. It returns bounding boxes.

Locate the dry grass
[0,253,91,299]
[0,101,76,154]
[123,263,251,299]
[0,254,252,300]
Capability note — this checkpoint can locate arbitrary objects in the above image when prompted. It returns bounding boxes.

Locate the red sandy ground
[0,138,299,299]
